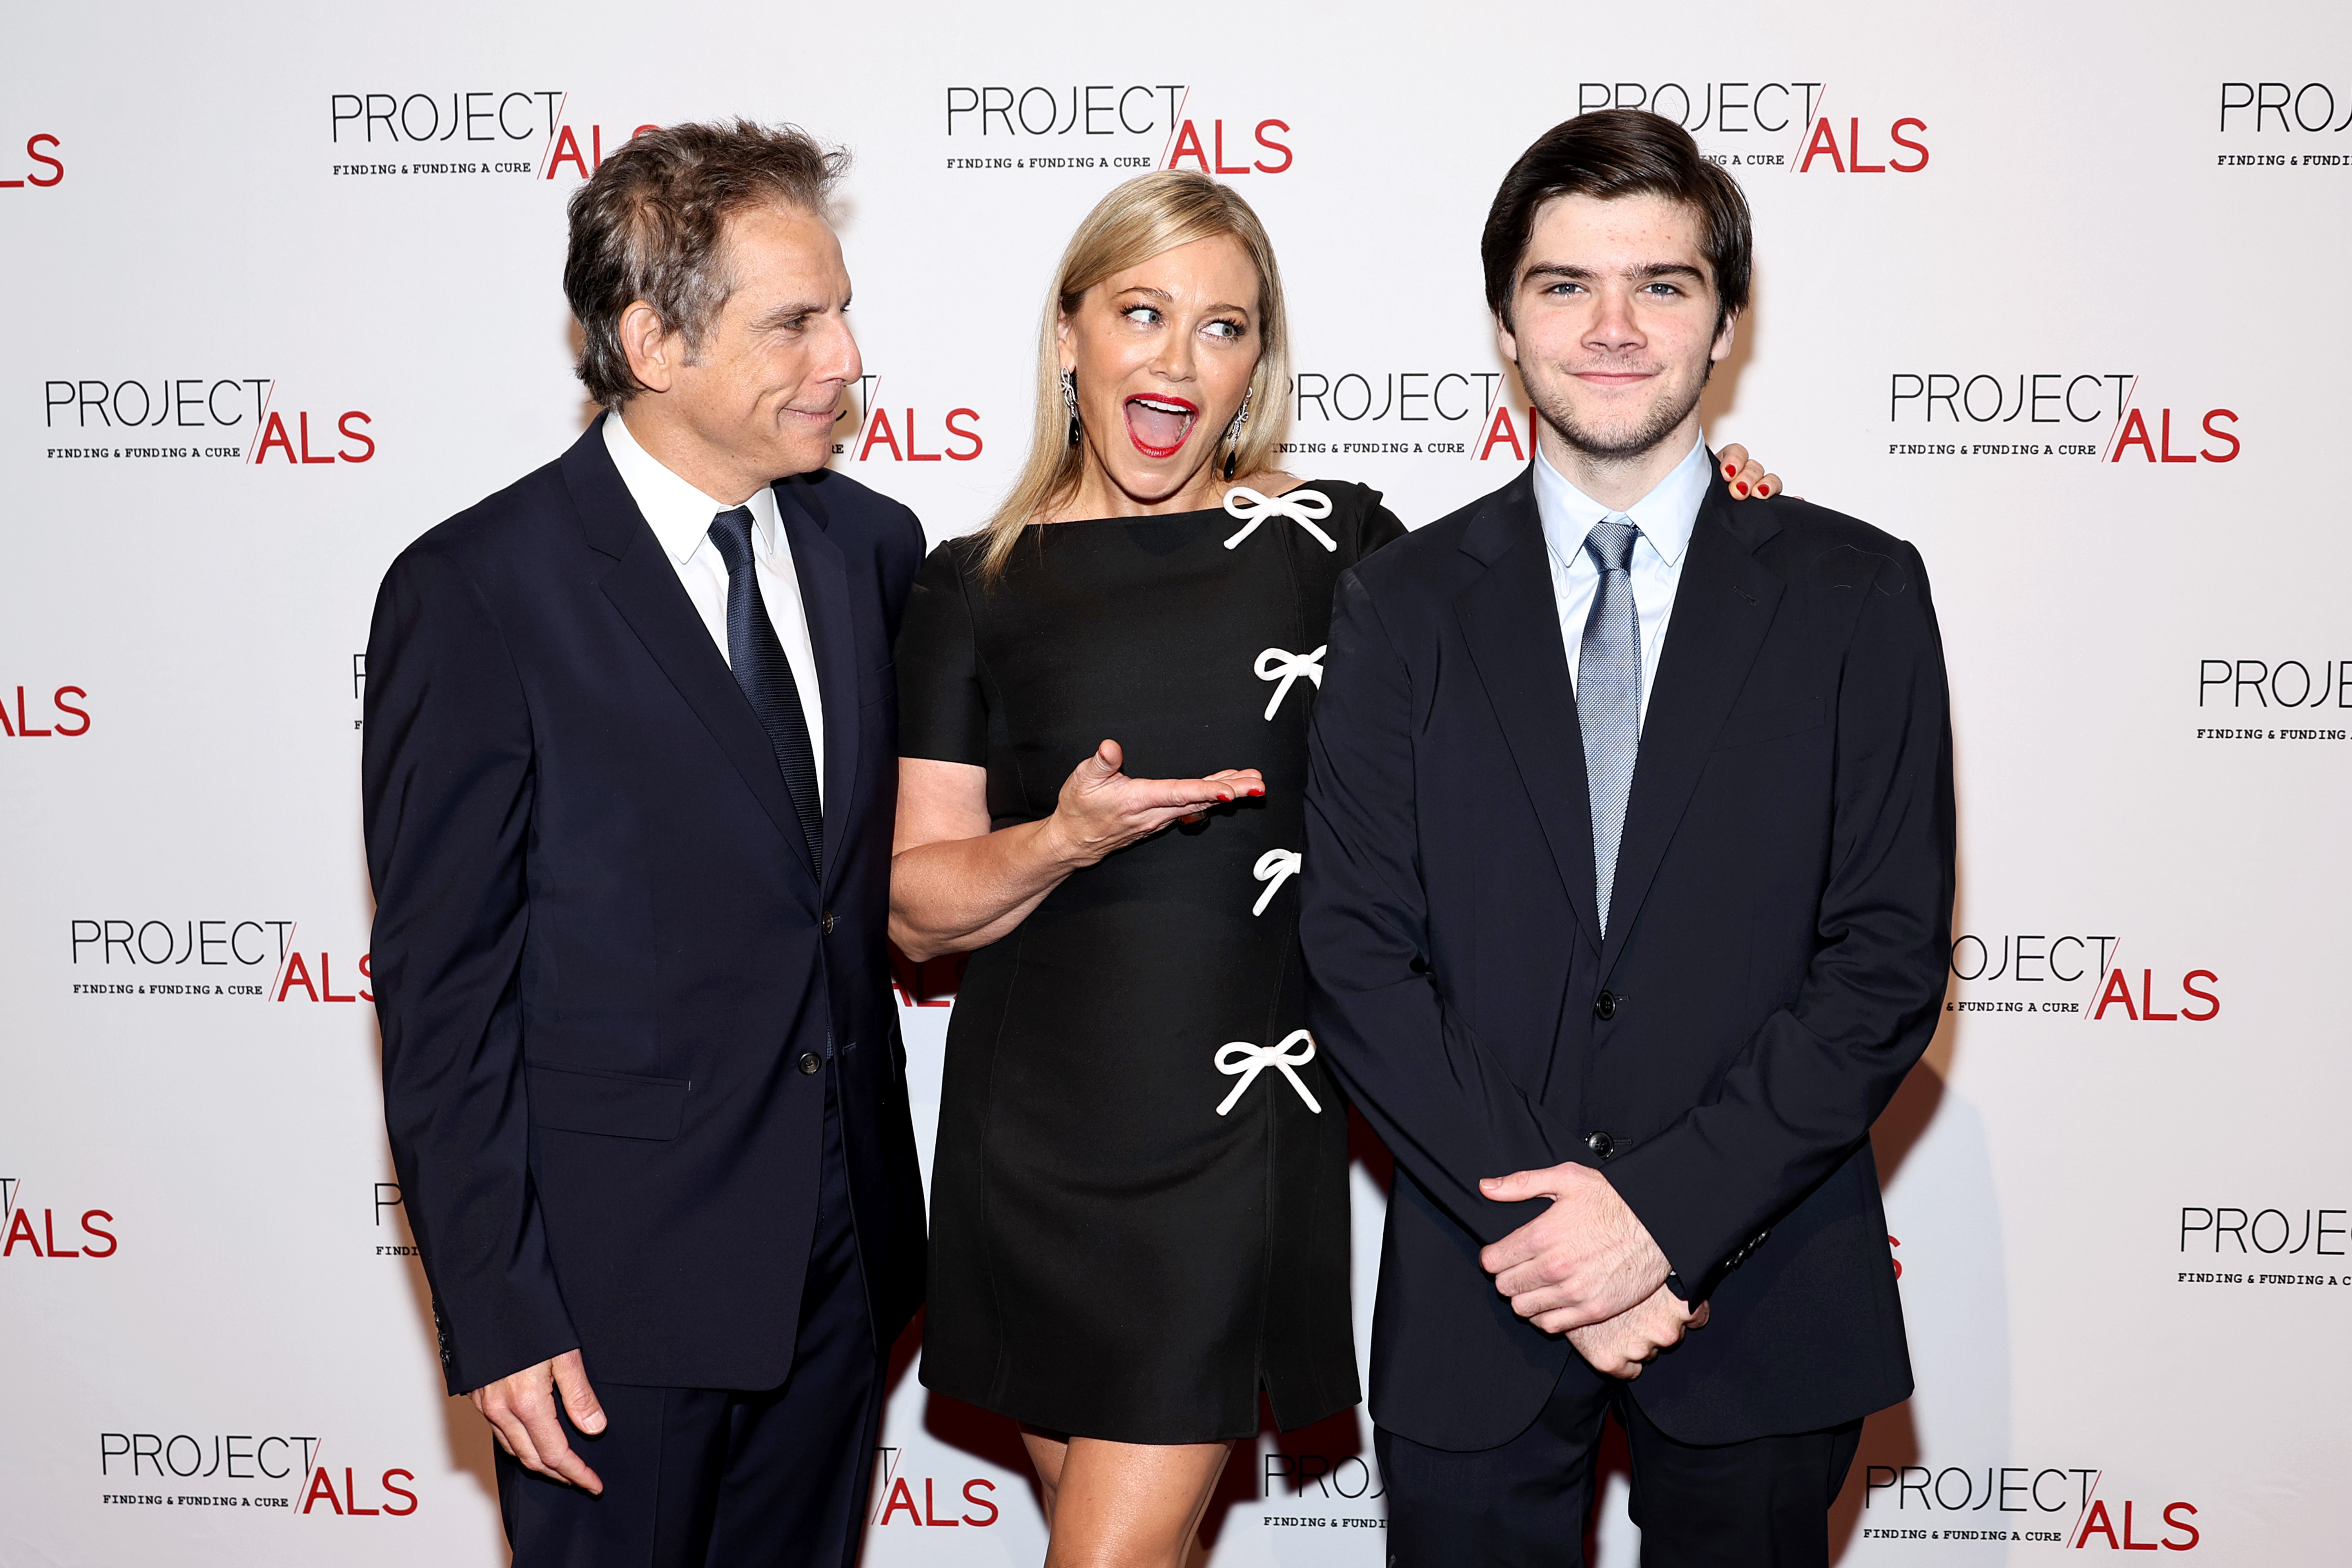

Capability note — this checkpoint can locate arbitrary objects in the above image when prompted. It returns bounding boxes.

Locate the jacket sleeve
[1605,542,1956,1297]
[363,542,575,1395]
[1302,568,1578,1245]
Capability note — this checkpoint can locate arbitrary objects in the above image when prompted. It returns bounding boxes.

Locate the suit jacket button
[1593,990,1618,1021]
[797,1052,822,1075]
[1585,1130,1615,1159]
[821,912,836,935]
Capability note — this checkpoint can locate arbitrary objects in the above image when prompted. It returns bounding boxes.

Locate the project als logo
[1573,81,1928,176]
[1858,1461,2202,1550]
[1,1177,118,1261]
[2,682,89,738]
[2,130,65,190]
[830,374,984,466]
[1278,370,1508,464]
[1259,1448,1388,1535]
[1884,371,2238,467]
[373,1182,420,1260]
[2214,79,2352,170]
[65,917,369,1004]
[1945,932,2220,1026]
[2193,656,2350,745]
[97,1429,420,1519]
[327,89,655,183]
[868,1448,1000,1530]
[941,82,1291,177]
[2177,1201,2352,1296]
[41,377,377,467]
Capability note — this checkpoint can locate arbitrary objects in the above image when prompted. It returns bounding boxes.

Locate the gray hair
[563,119,847,406]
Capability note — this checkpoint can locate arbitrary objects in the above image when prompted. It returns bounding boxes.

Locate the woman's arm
[889,741,1263,961]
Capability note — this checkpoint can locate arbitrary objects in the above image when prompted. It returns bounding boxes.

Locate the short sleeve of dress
[893,540,989,765]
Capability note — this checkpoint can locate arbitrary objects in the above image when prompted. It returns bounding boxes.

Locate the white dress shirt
[603,411,825,803]
[1533,432,1715,730]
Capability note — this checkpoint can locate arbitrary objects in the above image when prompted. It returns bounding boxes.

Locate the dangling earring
[1062,369,1081,448]
[1220,385,1255,482]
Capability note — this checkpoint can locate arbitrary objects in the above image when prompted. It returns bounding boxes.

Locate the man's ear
[619,301,677,395]
[1710,308,1740,365]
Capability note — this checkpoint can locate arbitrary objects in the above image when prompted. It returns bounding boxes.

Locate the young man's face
[1497,191,1736,464]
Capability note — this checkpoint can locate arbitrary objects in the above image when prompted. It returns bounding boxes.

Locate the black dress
[896,481,1405,1444]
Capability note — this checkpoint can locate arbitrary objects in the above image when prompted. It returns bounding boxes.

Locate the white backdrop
[4,2,2348,1563]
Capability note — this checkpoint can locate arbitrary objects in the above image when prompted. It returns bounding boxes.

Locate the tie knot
[1584,518,1639,575]
[707,506,757,573]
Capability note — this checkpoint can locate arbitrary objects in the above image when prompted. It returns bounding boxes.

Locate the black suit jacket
[363,417,927,1396]
[1301,460,1953,1450]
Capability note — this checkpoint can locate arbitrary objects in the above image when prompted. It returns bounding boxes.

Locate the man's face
[660,201,860,486]
[1497,192,1735,463]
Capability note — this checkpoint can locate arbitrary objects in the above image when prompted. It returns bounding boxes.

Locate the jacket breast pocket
[1713,696,1824,751]
[526,1062,689,1140]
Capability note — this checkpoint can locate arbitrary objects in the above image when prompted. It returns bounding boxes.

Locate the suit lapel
[1452,470,1602,956]
[561,420,820,905]
[1599,477,1785,972]
[775,474,860,900]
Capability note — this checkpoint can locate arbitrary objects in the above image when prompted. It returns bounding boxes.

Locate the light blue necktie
[1579,518,1641,936]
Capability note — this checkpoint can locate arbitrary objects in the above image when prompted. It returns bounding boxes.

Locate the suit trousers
[497,1066,884,1568]
[1379,1356,1860,1568]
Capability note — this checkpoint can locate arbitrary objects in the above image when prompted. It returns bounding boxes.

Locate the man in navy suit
[364,121,925,1567]
[1302,109,1955,1565]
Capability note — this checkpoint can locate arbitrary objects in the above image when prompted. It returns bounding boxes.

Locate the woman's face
[1058,234,1262,508]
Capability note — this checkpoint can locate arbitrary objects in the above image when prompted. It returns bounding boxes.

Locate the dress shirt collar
[602,409,781,564]
[1534,430,1712,574]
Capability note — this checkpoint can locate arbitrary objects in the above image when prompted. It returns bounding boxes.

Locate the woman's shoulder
[1235,474,1407,560]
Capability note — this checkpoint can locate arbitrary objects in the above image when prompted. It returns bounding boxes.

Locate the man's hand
[1567,1284,1710,1379]
[1479,1161,1672,1333]
[468,1349,607,1493]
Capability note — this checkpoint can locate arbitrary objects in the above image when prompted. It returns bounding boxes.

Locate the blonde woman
[888,172,1774,1566]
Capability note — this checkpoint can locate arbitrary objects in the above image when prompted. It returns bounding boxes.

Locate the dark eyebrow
[751,299,831,330]
[1521,262,1708,285]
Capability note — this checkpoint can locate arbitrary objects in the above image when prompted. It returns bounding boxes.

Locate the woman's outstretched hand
[1042,740,1264,868]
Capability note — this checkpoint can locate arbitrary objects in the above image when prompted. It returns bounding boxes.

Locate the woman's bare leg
[1020,1428,1232,1568]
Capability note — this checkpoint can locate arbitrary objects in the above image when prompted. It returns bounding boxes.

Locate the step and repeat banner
[4,1,2347,1563]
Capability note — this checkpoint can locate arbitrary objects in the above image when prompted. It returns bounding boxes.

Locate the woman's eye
[1205,319,1243,340]
[1124,305,1162,326]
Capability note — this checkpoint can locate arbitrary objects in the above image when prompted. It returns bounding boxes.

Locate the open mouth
[1123,394,1199,458]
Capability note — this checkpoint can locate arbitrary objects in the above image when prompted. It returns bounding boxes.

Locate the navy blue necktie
[708,506,824,877]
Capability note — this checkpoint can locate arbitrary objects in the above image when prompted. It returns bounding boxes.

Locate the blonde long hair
[977,170,1292,584]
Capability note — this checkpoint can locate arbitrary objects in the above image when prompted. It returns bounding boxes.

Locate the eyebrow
[1115,285,1252,315]
[751,299,833,329]
[1522,262,1708,285]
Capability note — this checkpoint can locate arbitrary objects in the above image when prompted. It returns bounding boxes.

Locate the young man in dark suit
[363,122,926,1567]
[1301,109,1955,1565]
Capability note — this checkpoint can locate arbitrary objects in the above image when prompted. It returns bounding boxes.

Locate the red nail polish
[1723,462,1737,477]
[1734,482,1748,496]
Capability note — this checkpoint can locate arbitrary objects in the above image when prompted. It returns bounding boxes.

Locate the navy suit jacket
[1301,461,1954,1450]
[364,417,927,1396]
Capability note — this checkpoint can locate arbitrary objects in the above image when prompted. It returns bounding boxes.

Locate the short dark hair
[1481,109,1751,337]
[564,119,848,407]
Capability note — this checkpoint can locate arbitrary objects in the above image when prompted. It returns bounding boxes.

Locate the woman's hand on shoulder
[1715,443,1787,500]
[1043,740,1264,868]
